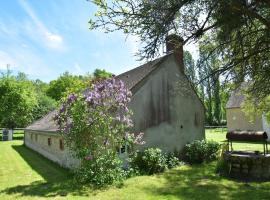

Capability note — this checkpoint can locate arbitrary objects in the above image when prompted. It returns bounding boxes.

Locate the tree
[46,72,88,101]
[93,68,113,79]
[32,79,57,120]
[184,51,196,84]
[89,0,270,100]
[0,77,37,128]
[197,40,224,125]
[54,78,144,186]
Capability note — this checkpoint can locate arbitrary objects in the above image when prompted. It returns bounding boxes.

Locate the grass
[0,130,270,199]
[206,128,266,152]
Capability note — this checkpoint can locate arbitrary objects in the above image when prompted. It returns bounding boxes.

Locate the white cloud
[18,0,65,50]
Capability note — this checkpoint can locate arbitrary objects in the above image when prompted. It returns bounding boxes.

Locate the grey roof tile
[25,110,58,132]
[116,55,168,90]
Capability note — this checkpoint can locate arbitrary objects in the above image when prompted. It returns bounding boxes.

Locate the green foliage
[32,94,57,120]
[55,78,142,186]
[183,140,220,164]
[90,0,270,111]
[215,143,230,176]
[93,68,113,79]
[242,94,270,123]
[184,51,196,84]
[76,150,125,187]
[46,72,88,101]
[0,77,38,128]
[130,148,180,175]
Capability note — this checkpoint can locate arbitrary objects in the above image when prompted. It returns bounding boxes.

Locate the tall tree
[46,72,88,101]
[184,51,196,84]
[0,76,37,128]
[89,0,270,100]
[93,69,113,79]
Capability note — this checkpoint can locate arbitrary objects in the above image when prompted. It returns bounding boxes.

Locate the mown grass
[206,128,266,152]
[0,130,270,199]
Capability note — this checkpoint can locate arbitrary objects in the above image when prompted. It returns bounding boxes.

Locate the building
[226,87,270,135]
[24,35,205,168]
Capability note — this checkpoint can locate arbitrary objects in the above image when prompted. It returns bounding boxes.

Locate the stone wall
[130,55,205,153]
[24,130,79,169]
[224,152,270,180]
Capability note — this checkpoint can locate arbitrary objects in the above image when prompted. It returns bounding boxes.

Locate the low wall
[224,152,270,180]
[24,130,79,169]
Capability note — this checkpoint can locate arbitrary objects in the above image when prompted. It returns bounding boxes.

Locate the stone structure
[224,151,270,180]
[226,86,270,136]
[24,35,205,168]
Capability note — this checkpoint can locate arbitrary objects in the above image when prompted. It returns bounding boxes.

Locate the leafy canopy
[89,0,270,99]
[0,76,37,128]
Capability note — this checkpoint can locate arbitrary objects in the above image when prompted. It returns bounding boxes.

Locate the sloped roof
[226,83,249,109]
[116,55,168,90]
[25,55,169,132]
[226,91,245,108]
[26,110,58,132]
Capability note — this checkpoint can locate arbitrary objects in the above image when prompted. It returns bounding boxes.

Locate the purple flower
[67,94,77,104]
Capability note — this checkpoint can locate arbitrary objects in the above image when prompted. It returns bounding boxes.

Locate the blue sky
[0,0,197,82]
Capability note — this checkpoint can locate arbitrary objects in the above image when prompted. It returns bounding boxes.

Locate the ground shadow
[140,163,270,200]
[1,144,93,198]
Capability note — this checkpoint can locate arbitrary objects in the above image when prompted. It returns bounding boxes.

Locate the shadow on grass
[140,163,270,200]
[1,144,94,198]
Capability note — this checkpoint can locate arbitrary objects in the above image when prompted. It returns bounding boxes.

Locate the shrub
[130,148,180,175]
[166,152,180,169]
[55,78,144,187]
[182,140,220,164]
[75,150,125,186]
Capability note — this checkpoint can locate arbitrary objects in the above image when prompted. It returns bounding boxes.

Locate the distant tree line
[184,42,229,126]
[0,68,112,129]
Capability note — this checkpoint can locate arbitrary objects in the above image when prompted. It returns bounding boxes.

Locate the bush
[182,140,220,164]
[130,148,180,175]
[166,152,181,169]
[76,151,125,187]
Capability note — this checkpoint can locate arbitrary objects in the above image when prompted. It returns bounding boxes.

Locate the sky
[0,0,198,82]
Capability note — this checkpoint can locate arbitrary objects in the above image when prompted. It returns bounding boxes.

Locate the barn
[24,35,205,168]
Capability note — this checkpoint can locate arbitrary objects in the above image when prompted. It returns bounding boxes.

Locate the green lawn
[206,128,266,152]
[0,130,270,199]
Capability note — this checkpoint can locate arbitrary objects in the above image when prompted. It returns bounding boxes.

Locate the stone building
[24,35,205,168]
[226,87,270,135]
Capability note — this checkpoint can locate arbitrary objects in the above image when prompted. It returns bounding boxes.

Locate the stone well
[224,151,270,180]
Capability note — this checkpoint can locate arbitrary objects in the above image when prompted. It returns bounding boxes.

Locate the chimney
[165,34,184,73]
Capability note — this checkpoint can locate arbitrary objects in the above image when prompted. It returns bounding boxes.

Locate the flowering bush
[54,78,144,186]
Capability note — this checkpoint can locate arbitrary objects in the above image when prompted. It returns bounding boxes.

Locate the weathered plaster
[24,130,79,169]
[130,55,205,152]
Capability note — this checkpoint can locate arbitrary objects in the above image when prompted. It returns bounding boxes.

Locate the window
[30,134,33,140]
[59,139,64,150]
[48,138,51,146]
[35,134,38,142]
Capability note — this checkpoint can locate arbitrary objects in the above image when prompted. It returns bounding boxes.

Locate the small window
[59,139,64,150]
[35,134,38,142]
[48,138,51,146]
[30,134,33,140]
